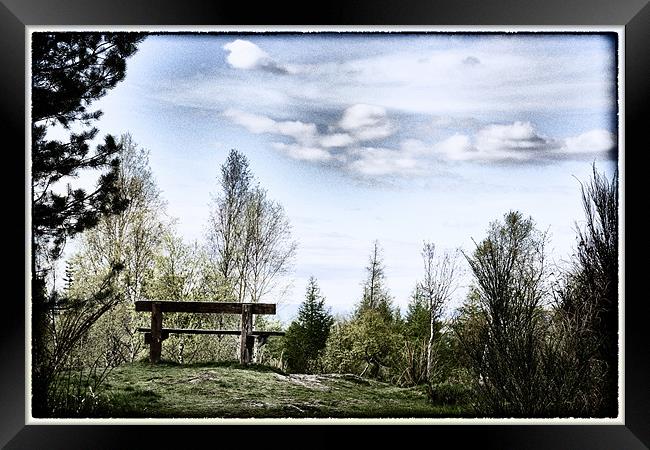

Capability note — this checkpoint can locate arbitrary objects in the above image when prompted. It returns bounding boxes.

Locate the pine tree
[32,33,144,279]
[356,240,396,322]
[284,277,334,373]
[31,32,144,416]
[404,286,430,340]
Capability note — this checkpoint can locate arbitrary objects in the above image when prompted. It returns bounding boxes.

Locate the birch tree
[419,242,458,380]
[207,149,296,304]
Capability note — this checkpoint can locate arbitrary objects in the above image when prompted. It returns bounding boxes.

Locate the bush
[323,310,403,382]
[426,381,472,406]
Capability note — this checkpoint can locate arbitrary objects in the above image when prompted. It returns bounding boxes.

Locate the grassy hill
[90,361,470,419]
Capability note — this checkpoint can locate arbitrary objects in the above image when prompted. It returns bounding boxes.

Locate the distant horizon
[48,31,619,325]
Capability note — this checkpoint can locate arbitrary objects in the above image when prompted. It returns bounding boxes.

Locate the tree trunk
[427,301,434,380]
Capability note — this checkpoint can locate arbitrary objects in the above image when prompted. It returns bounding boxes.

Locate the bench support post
[239,304,253,364]
[150,302,163,363]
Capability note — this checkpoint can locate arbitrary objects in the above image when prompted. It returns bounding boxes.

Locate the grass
[86,360,472,419]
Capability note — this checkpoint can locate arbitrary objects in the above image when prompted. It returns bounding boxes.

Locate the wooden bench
[135,300,284,364]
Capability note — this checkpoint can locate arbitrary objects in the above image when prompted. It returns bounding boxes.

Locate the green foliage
[66,134,167,366]
[323,242,404,381]
[425,381,473,406]
[355,241,398,322]
[283,277,334,373]
[458,211,552,416]
[207,149,297,304]
[31,33,144,416]
[48,364,114,418]
[32,33,144,270]
[323,310,403,382]
[145,231,241,364]
[283,322,308,373]
[404,287,430,340]
[551,165,619,416]
[253,317,285,368]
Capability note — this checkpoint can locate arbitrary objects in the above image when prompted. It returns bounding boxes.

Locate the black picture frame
[2,0,646,448]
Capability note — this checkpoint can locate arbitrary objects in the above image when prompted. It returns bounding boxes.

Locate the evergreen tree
[32,33,144,281]
[356,240,396,322]
[31,32,144,416]
[322,241,402,380]
[404,286,430,340]
[284,277,334,373]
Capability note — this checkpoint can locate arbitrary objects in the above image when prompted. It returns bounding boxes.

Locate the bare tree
[419,242,458,380]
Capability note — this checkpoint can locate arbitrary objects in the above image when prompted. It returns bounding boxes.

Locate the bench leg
[240,304,253,364]
[246,336,255,364]
[150,302,163,363]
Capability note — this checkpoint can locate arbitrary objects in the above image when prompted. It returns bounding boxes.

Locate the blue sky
[73,32,618,323]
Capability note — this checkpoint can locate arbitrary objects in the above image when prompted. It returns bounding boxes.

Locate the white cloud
[348,146,423,177]
[475,121,557,154]
[339,104,396,141]
[224,105,615,178]
[222,109,317,145]
[276,121,318,145]
[428,123,615,163]
[222,109,277,133]
[462,56,481,65]
[433,134,476,161]
[430,115,481,131]
[223,39,291,74]
[272,142,335,162]
[563,129,615,153]
[319,133,355,148]
[154,35,614,130]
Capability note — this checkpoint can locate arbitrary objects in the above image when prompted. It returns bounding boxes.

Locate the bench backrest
[134,301,276,315]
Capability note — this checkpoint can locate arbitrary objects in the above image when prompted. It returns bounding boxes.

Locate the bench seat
[136,327,285,336]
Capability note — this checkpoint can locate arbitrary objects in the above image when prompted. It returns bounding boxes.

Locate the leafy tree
[323,311,403,381]
[207,149,296,304]
[31,32,143,415]
[66,134,166,365]
[458,211,550,416]
[146,230,238,364]
[207,149,252,301]
[283,277,334,373]
[244,186,297,304]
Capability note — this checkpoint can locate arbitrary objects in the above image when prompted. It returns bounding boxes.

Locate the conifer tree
[284,277,333,373]
[31,32,144,416]
[356,240,396,322]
